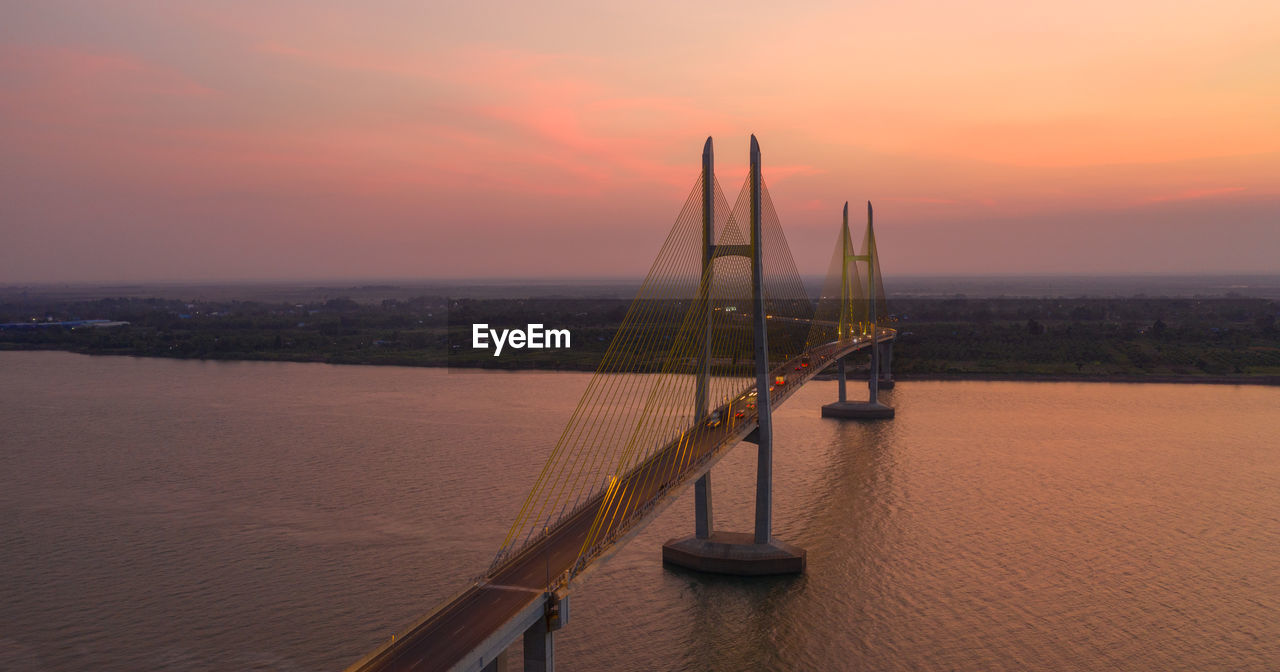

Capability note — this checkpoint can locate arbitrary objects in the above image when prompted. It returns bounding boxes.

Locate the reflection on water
[2,352,1277,671]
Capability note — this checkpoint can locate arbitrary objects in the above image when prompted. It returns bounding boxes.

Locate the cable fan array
[491,165,887,581]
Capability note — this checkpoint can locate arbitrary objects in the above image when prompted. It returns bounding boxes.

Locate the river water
[1,351,1277,671]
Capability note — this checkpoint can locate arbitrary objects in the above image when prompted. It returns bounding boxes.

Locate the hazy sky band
[1,1,1277,282]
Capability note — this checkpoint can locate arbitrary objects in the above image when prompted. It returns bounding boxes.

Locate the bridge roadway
[347,332,894,672]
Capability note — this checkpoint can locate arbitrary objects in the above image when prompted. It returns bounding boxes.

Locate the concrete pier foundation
[821,399,895,419]
[662,531,805,575]
[822,343,894,419]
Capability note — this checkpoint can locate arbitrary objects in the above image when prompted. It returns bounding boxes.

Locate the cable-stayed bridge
[345,136,897,672]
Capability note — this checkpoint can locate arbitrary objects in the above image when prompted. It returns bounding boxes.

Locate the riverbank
[6,345,1279,386]
[4,294,1278,383]
[892,372,1280,386]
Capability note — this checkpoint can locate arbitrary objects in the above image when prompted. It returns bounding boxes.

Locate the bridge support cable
[344,137,898,672]
[759,180,817,365]
[805,203,860,352]
[622,175,775,548]
[496,175,707,562]
[492,136,818,583]
[580,151,823,564]
[580,178,758,560]
[497,166,783,574]
[578,177,755,519]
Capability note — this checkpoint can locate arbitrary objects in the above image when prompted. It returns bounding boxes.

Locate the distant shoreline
[5,294,1278,384]
[5,346,1278,386]
[4,273,1280,302]
[890,372,1280,386]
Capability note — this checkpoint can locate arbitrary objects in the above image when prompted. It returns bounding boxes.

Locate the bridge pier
[820,349,894,419]
[822,202,893,420]
[481,651,509,672]
[663,135,805,577]
[878,341,895,389]
[694,472,713,539]
[837,357,847,401]
[520,591,568,672]
[522,617,552,672]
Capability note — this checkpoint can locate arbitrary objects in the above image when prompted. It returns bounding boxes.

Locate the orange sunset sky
[2,1,1277,282]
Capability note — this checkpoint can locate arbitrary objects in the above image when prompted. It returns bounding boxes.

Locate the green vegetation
[888,297,1280,381]
[2,295,1278,382]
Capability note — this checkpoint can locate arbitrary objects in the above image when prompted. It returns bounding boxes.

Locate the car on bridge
[705,411,723,428]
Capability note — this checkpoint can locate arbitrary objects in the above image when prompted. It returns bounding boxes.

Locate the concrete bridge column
[522,593,568,672]
[837,357,847,402]
[824,348,896,417]
[481,651,509,672]
[693,136,716,541]
[879,342,894,389]
[694,472,713,538]
[868,331,880,405]
[522,616,552,672]
[823,342,895,419]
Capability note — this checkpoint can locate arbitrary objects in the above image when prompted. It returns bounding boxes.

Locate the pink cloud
[240,39,737,195]
[0,45,214,110]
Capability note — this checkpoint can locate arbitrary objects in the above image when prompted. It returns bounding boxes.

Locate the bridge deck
[347,333,894,672]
